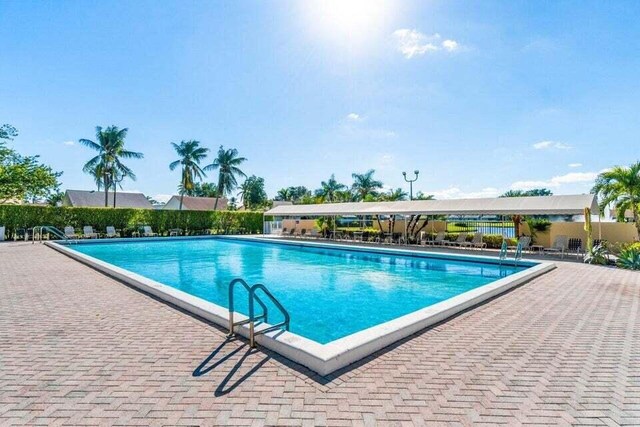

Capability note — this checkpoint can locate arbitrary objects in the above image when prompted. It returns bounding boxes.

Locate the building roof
[264,194,599,217]
[64,190,153,209]
[164,196,228,211]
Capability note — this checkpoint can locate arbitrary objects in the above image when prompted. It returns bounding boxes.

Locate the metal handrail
[227,278,268,337]
[514,242,523,267]
[32,225,76,244]
[249,283,290,348]
[498,240,508,264]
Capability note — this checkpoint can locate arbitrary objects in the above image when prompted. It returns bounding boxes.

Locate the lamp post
[402,170,419,200]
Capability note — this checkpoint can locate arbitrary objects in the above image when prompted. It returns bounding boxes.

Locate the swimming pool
[49,237,554,375]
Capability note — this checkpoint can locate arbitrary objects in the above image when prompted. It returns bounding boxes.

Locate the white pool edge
[46,238,555,376]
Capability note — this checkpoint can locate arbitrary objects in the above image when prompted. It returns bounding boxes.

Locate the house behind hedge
[163,196,228,211]
[63,190,153,209]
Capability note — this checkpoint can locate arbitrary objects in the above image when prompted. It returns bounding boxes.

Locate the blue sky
[1,0,639,202]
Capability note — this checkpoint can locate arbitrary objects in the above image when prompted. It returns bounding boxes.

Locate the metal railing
[227,278,268,337]
[32,225,77,244]
[446,220,516,238]
[248,284,290,348]
[227,278,290,348]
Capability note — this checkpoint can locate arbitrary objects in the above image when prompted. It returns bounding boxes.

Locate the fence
[446,220,516,238]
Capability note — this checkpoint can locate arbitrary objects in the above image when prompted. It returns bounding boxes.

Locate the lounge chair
[308,229,320,238]
[543,235,568,258]
[423,231,446,246]
[288,228,296,237]
[509,236,531,252]
[443,232,468,247]
[106,226,120,238]
[461,232,486,249]
[568,238,583,258]
[64,226,79,239]
[142,226,158,237]
[279,227,288,236]
[83,226,98,239]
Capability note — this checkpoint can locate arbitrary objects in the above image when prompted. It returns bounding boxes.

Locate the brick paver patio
[1,242,639,426]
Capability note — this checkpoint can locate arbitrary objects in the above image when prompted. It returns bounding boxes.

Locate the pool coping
[45,236,555,376]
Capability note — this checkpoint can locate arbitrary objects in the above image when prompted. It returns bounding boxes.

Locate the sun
[301,0,395,49]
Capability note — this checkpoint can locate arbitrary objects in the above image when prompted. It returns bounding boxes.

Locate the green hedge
[0,205,264,239]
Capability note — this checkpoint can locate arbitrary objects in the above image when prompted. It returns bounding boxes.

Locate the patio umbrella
[584,207,593,252]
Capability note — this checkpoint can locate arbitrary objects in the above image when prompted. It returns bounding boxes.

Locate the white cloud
[392,29,460,58]
[568,163,582,168]
[346,113,362,121]
[532,140,571,150]
[62,140,75,146]
[442,39,459,52]
[511,171,598,191]
[430,187,501,200]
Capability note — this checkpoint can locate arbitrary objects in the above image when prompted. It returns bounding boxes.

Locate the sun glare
[302,0,395,50]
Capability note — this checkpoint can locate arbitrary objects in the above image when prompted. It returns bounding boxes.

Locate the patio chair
[423,231,446,246]
[169,228,183,237]
[443,232,468,247]
[64,226,79,239]
[279,227,288,236]
[299,229,307,238]
[82,226,98,239]
[105,226,120,238]
[568,238,583,259]
[308,229,320,238]
[288,228,296,237]
[461,232,486,249]
[509,236,531,252]
[543,235,568,258]
[142,226,158,237]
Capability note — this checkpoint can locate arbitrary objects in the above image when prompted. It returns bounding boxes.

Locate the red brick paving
[1,242,639,426]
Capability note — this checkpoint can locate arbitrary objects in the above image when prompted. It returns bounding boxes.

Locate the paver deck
[1,242,639,426]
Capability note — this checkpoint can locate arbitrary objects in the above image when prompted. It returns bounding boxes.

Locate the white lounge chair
[544,235,568,258]
[509,236,531,252]
[461,232,486,249]
[308,229,320,238]
[423,231,446,246]
[106,226,120,238]
[64,226,79,239]
[444,232,468,247]
[83,226,98,239]
[142,226,158,237]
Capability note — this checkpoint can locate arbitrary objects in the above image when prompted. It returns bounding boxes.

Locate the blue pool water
[71,238,528,344]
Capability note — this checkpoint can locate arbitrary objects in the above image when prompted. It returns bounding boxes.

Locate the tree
[500,188,553,197]
[275,186,311,203]
[593,161,640,237]
[79,126,143,207]
[500,188,553,236]
[169,140,209,210]
[0,124,18,141]
[239,175,267,209]
[351,169,383,201]
[315,174,347,203]
[205,146,247,211]
[379,187,408,201]
[0,125,62,203]
[192,182,218,197]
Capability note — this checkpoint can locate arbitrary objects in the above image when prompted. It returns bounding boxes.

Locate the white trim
[46,237,555,376]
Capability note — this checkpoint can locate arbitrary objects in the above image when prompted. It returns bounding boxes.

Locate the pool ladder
[227,278,290,348]
[499,241,523,266]
[32,225,77,244]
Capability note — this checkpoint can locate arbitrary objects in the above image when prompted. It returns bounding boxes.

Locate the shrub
[617,246,640,270]
[0,205,264,239]
[583,244,609,265]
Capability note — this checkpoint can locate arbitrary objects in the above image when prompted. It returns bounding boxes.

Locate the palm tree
[169,140,209,210]
[316,174,347,203]
[351,169,383,201]
[275,188,293,201]
[593,161,640,237]
[79,126,143,207]
[205,146,247,211]
[379,187,408,201]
